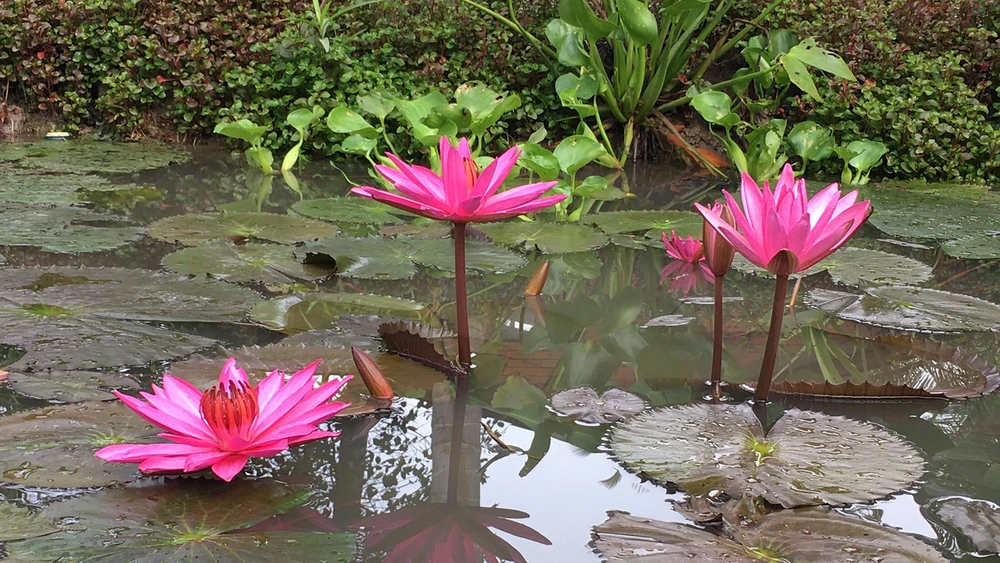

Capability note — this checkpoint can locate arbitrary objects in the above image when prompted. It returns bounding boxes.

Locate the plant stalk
[754,274,789,402]
[711,274,725,384]
[453,222,472,370]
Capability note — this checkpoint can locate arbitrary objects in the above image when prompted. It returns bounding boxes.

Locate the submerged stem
[711,274,725,384]
[754,274,789,403]
[453,222,472,371]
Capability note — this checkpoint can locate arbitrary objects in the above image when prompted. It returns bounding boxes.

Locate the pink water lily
[659,260,713,296]
[662,231,704,263]
[351,137,565,223]
[695,164,870,275]
[95,358,351,482]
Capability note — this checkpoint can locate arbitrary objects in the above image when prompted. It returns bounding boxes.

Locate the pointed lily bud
[703,203,736,277]
[351,347,394,400]
[766,250,799,277]
[525,260,550,296]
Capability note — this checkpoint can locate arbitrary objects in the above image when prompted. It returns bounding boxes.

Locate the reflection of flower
[96,358,351,481]
[359,503,551,563]
[662,230,704,262]
[659,260,714,296]
[352,137,564,223]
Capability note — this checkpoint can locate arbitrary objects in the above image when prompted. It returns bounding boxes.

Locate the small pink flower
[95,358,351,482]
[659,261,714,296]
[662,230,704,263]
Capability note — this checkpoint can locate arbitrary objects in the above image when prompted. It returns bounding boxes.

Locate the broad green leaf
[286,107,318,133]
[477,222,608,254]
[556,72,600,101]
[326,107,377,137]
[617,0,659,45]
[148,212,339,245]
[690,91,733,125]
[518,142,561,181]
[163,240,334,284]
[395,90,450,143]
[0,140,189,174]
[357,91,396,120]
[844,140,888,173]
[341,134,378,155]
[768,29,799,57]
[251,293,428,333]
[558,0,615,40]
[806,286,1000,333]
[786,37,856,81]
[281,141,303,172]
[787,121,834,162]
[553,135,607,175]
[545,20,591,67]
[781,55,821,101]
[291,197,406,224]
[214,119,268,144]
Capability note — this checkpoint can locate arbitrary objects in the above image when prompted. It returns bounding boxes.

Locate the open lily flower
[662,230,704,263]
[352,137,564,223]
[96,358,351,482]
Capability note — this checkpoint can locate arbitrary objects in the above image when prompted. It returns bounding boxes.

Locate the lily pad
[0,140,189,174]
[0,168,122,206]
[8,371,140,402]
[806,287,1000,333]
[477,222,608,254]
[251,293,429,333]
[163,240,334,284]
[584,210,703,237]
[5,480,356,562]
[548,387,645,425]
[0,503,60,542]
[733,248,932,286]
[0,400,160,488]
[925,496,1000,554]
[380,222,452,239]
[593,508,946,562]
[297,237,526,279]
[148,212,340,246]
[0,204,143,253]
[940,234,1000,259]
[291,197,407,224]
[641,315,695,328]
[609,404,924,508]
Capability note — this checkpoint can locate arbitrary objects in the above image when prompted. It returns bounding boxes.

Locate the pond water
[0,141,999,561]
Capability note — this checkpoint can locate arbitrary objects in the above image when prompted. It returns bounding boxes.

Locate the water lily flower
[662,231,704,263]
[95,358,351,482]
[695,164,870,401]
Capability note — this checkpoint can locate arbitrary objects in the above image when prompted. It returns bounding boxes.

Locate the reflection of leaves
[251,293,429,333]
[807,287,1000,333]
[492,375,549,425]
[7,480,356,562]
[610,404,924,508]
[0,502,59,542]
[584,210,702,237]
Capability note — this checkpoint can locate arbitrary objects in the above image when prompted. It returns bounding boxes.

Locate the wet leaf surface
[548,387,645,424]
[0,169,128,206]
[148,212,340,246]
[733,248,932,286]
[5,479,356,562]
[291,197,407,224]
[926,496,1000,554]
[610,404,924,508]
[8,370,139,402]
[0,140,189,174]
[584,210,703,237]
[0,204,143,253]
[163,240,334,284]
[477,221,609,254]
[251,293,429,333]
[806,287,1000,333]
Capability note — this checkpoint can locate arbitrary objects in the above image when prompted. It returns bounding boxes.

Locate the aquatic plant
[696,165,870,401]
[352,136,565,368]
[661,231,704,263]
[215,106,324,174]
[95,358,351,481]
[701,203,736,387]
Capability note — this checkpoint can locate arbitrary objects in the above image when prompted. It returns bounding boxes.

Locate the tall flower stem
[710,274,725,385]
[447,375,471,505]
[453,222,472,370]
[754,274,789,403]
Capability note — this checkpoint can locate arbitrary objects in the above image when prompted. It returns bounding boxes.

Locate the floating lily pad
[5,480,356,562]
[549,387,645,425]
[477,222,608,254]
[610,404,924,508]
[733,248,932,286]
[584,210,703,237]
[251,293,429,333]
[641,315,695,328]
[941,234,1000,259]
[297,237,526,279]
[0,140,189,174]
[148,212,340,246]
[593,508,946,562]
[0,168,121,206]
[863,183,1000,242]
[8,371,139,402]
[380,222,452,239]
[291,197,407,224]
[0,400,159,488]
[0,204,142,253]
[163,240,334,284]
[0,502,60,542]
[925,496,1000,554]
[806,287,1000,333]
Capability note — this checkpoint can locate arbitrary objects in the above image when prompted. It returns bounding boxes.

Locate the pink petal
[472,146,520,199]
[471,194,567,222]
[696,203,766,268]
[218,357,249,387]
[440,136,467,205]
[183,451,232,473]
[115,391,216,443]
[159,376,205,419]
[384,152,448,202]
[95,442,215,463]
[478,180,559,214]
[353,187,451,221]
[138,455,188,473]
[212,455,249,482]
[375,163,445,204]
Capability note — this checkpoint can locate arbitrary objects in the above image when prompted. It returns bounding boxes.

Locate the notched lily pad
[0,204,143,253]
[609,404,924,508]
[8,370,139,402]
[806,287,1000,333]
[5,480,356,562]
[925,496,1000,554]
[149,212,340,246]
[549,387,645,425]
[733,248,932,286]
[251,293,429,333]
[0,400,160,488]
[163,240,334,284]
[291,197,407,224]
[584,210,703,237]
[477,221,609,254]
[0,140,189,174]
[0,168,122,206]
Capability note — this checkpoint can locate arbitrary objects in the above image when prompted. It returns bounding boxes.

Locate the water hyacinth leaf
[6,480,356,562]
[8,371,139,402]
[291,197,407,224]
[477,222,608,254]
[357,91,395,120]
[549,387,645,425]
[806,287,1000,333]
[787,121,835,162]
[148,212,339,246]
[326,107,377,137]
[610,404,924,507]
[584,210,703,237]
[251,293,428,333]
[553,135,607,176]
[518,142,561,181]
[732,248,932,286]
[925,497,1000,554]
[0,204,142,253]
[163,240,334,284]
[592,509,946,562]
[0,140,189,174]
[0,401,160,488]
[545,20,590,67]
[215,119,269,143]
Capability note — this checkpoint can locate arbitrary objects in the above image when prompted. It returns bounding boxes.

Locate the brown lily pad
[548,387,645,425]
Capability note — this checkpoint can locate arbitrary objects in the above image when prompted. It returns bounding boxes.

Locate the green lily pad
[862,183,1000,242]
[251,293,429,333]
[163,240,334,284]
[925,496,1000,554]
[609,404,924,508]
[806,287,1000,333]
[584,210,703,237]
[0,140,189,174]
[0,502,60,542]
[593,508,946,562]
[380,222,452,239]
[477,222,608,254]
[549,387,645,425]
[0,400,160,488]
[148,212,340,246]
[733,248,932,286]
[0,204,142,253]
[940,234,1000,259]
[8,371,139,402]
[6,480,356,562]
[0,169,121,206]
[291,197,407,224]
[297,237,526,280]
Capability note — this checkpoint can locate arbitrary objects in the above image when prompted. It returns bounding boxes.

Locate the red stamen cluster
[200,381,259,433]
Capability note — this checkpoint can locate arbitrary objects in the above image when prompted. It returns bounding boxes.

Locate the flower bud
[703,203,736,276]
[352,347,394,400]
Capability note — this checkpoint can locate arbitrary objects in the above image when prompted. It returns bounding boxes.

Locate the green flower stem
[755,274,789,402]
